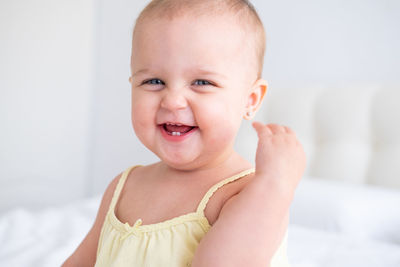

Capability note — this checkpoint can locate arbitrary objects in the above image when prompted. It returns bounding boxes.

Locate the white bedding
[1,190,400,267]
[288,224,400,267]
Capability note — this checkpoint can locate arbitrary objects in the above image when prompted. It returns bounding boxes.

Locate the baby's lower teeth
[172,132,181,136]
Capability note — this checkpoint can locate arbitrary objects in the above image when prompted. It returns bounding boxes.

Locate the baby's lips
[158,121,198,128]
[165,124,193,133]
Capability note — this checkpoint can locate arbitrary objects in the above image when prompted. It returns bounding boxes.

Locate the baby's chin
[158,155,201,172]
[155,152,211,172]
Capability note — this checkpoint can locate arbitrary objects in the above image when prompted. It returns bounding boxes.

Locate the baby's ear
[129,76,133,84]
[244,79,268,120]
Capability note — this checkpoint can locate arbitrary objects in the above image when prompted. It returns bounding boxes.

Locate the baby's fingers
[252,121,272,139]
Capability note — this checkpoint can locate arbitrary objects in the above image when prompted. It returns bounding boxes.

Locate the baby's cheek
[131,98,155,135]
[201,105,237,143]
[131,106,146,129]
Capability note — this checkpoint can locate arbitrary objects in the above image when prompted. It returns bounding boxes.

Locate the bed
[1,85,399,266]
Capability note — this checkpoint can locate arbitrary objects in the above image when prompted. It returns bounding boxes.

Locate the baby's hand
[252,122,306,193]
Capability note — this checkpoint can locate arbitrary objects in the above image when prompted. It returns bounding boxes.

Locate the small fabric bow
[121,218,143,240]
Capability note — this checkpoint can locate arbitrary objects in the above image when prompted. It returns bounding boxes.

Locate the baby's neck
[155,152,253,183]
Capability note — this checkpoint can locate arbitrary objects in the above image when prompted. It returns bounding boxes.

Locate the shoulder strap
[108,165,141,214]
[196,168,255,215]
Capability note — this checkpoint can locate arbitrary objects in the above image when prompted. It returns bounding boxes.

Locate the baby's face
[130,15,258,170]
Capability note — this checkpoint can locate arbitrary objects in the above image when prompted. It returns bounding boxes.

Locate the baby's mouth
[161,123,198,136]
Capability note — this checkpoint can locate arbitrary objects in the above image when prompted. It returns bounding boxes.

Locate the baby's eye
[193,80,212,86]
[143,79,164,85]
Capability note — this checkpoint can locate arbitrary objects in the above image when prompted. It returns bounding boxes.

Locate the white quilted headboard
[238,85,400,189]
[266,85,400,188]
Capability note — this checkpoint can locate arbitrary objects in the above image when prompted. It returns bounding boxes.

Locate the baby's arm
[61,173,123,267]
[191,123,306,267]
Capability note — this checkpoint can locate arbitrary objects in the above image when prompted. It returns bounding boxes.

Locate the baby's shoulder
[215,171,256,203]
[98,172,125,216]
[204,171,256,224]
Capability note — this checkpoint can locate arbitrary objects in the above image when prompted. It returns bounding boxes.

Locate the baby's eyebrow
[131,68,150,77]
[131,68,226,80]
[193,68,227,79]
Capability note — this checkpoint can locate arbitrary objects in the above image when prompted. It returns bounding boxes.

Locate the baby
[63,0,306,266]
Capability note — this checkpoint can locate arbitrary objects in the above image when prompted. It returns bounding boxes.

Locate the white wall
[258,0,400,86]
[0,0,94,212]
[1,0,399,212]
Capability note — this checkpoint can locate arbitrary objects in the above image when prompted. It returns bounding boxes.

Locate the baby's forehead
[132,13,254,62]
[132,16,252,63]
[136,10,248,36]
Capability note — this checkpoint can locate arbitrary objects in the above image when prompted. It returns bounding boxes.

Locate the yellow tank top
[95,165,290,267]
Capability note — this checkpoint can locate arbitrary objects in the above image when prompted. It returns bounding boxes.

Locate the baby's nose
[160,90,188,111]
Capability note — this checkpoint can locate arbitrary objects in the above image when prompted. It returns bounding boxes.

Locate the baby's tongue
[165,124,192,133]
